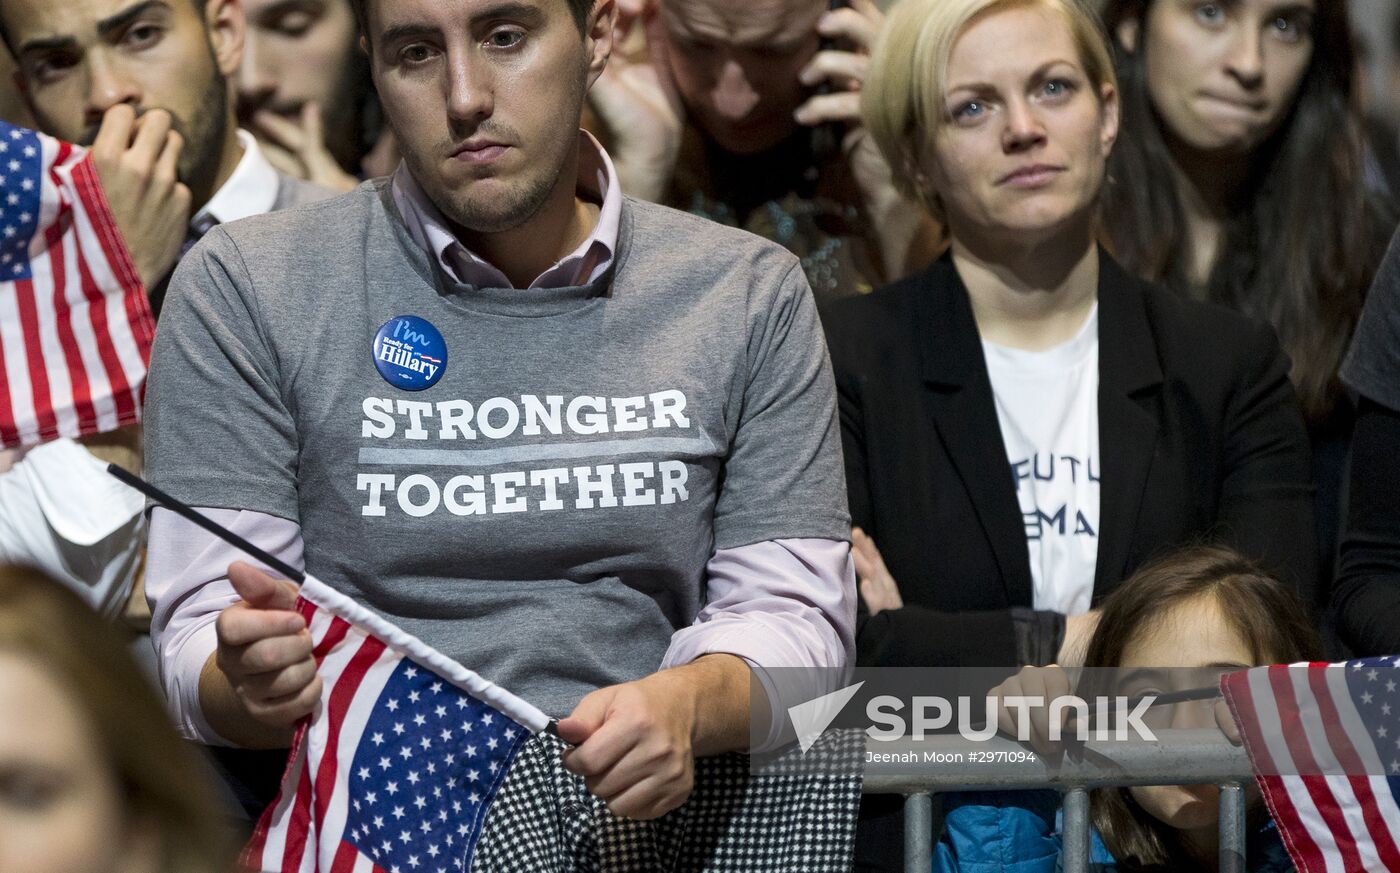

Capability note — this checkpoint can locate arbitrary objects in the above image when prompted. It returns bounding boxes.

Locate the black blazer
[824,250,1317,669]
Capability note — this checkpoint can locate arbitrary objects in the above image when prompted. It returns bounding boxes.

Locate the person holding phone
[584,0,943,304]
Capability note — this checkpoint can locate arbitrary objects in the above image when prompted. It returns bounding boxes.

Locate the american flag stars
[0,126,42,283]
[342,656,530,871]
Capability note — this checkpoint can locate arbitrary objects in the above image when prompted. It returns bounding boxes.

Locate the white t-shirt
[982,304,1100,615]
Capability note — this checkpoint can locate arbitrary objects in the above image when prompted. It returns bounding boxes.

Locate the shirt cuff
[146,506,304,746]
[660,538,856,752]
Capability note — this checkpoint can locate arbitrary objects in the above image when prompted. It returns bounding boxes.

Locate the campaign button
[372,315,447,391]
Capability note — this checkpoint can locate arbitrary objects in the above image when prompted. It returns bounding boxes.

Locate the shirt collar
[391,130,622,290]
[195,129,280,228]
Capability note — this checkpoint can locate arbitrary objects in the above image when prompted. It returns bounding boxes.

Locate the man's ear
[1115,16,1139,54]
[585,0,619,88]
[206,0,246,78]
[900,147,930,201]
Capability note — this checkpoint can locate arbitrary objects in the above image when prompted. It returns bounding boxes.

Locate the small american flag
[0,120,153,449]
[1221,657,1400,872]
[241,575,551,873]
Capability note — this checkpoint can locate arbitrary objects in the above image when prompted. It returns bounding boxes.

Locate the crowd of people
[0,0,1397,870]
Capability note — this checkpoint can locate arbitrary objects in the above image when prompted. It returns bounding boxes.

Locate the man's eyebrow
[377,22,439,47]
[17,34,80,56]
[251,0,311,17]
[95,0,172,37]
[468,1,545,26]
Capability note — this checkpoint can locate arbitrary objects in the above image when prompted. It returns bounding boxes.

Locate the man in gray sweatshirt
[143,0,855,828]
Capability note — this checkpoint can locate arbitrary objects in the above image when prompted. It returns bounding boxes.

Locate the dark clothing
[824,250,1318,671]
[667,124,885,307]
[1334,398,1400,656]
[148,173,329,318]
[1343,228,1400,413]
[1335,227,1400,656]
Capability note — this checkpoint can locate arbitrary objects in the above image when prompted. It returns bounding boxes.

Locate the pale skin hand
[852,526,902,616]
[794,0,939,279]
[198,564,755,792]
[557,653,751,820]
[89,105,192,288]
[251,102,360,192]
[199,561,319,749]
[1057,609,1101,667]
[991,663,1076,756]
[585,0,683,202]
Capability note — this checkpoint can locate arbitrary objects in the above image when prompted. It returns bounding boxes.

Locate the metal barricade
[860,728,1253,873]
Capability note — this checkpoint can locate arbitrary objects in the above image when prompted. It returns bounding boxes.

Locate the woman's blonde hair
[863,0,1118,217]
[0,565,230,873]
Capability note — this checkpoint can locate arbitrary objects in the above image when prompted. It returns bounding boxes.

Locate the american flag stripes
[1221,657,1400,873]
[241,575,551,873]
[0,120,153,449]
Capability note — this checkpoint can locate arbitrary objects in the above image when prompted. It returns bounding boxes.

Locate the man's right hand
[202,561,319,746]
[586,0,683,202]
[89,105,191,289]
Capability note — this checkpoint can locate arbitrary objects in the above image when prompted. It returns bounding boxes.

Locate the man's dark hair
[348,0,594,45]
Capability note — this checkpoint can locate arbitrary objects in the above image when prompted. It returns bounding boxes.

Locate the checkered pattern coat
[472,732,863,872]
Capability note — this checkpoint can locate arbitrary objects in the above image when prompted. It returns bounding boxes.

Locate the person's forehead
[1234,0,1317,16]
[661,0,824,48]
[4,0,184,43]
[1120,598,1254,669]
[945,6,1080,88]
[368,0,566,29]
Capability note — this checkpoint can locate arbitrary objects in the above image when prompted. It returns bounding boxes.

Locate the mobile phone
[809,0,848,164]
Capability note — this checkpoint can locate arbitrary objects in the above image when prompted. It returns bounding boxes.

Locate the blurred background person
[0,45,32,128]
[1098,0,1392,607]
[585,0,942,304]
[1334,226,1400,657]
[237,0,397,191]
[0,0,330,675]
[1356,15,1400,200]
[1,0,332,306]
[0,564,229,873]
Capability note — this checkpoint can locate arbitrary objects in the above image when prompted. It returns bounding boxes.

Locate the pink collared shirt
[145,136,855,751]
[391,131,623,290]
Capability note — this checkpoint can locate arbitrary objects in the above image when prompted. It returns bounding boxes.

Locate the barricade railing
[859,728,1253,873]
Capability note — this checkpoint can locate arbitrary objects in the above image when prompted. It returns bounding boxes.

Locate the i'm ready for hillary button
[372,315,447,391]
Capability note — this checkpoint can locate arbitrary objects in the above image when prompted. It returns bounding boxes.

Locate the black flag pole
[105,463,306,583]
[105,463,566,739]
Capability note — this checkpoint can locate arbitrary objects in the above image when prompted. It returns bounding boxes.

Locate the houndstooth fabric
[471,732,863,872]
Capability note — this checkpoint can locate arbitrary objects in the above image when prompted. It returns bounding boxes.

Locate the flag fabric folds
[239,572,864,872]
[240,574,551,873]
[0,120,153,449]
[1221,656,1400,873]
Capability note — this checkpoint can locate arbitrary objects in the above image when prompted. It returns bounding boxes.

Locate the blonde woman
[826,0,1315,676]
[0,565,228,873]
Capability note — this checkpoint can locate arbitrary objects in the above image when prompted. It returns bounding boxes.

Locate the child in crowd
[937,545,1322,872]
